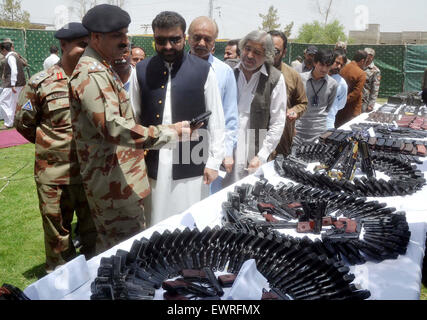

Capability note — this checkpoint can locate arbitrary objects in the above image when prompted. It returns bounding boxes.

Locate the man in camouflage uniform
[362,48,381,113]
[14,23,97,273]
[69,4,191,254]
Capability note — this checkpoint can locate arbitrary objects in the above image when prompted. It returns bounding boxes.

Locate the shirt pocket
[46,91,72,130]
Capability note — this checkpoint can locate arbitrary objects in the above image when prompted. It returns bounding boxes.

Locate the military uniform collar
[51,63,68,81]
[84,46,111,68]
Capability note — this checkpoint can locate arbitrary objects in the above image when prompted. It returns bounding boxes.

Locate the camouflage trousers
[36,183,97,273]
[87,199,146,255]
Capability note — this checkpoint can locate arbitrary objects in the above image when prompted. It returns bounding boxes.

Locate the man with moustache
[129,11,225,226]
[294,49,338,145]
[188,16,238,194]
[14,23,96,272]
[326,50,348,129]
[294,45,318,73]
[68,5,190,253]
[223,30,286,185]
[112,42,132,91]
[362,48,381,113]
[268,30,307,157]
[224,39,240,61]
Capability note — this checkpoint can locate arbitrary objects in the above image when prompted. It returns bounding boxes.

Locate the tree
[295,19,347,44]
[283,21,294,38]
[107,0,126,7]
[314,0,334,26]
[258,5,281,31]
[0,0,30,28]
[323,19,347,44]
[69,0,98,20]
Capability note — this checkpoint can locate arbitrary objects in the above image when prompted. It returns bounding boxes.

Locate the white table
[24,107,427,300]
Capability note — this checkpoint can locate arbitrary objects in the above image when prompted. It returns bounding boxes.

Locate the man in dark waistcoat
[0,41,26,129]
[129,11,225,226]
[222,30,287,186]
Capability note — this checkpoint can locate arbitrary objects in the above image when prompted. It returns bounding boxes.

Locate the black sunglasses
[154,36,183,45]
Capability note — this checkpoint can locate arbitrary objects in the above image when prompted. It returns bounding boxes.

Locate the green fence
[2,27,427,98]
[25,29,59,75]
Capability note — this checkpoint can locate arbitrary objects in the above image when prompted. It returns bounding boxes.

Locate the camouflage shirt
[14,64,82,185]
[362,62,381,109]
[68,46,177,211]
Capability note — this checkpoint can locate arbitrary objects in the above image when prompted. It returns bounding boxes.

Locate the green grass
[0,121,426,299]
[0,142,47,289]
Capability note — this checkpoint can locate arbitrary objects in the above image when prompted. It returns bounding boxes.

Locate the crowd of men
[1,4,385,273]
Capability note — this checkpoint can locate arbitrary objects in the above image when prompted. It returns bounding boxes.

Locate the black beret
[55,22,89,40]
[82,4,131,33]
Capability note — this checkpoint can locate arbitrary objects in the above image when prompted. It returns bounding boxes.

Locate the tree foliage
[295,19,347,44]
[283,21,294,38]
[259,5,294,38]
[258,5,281,31]
[69,0,98,20]
[0,0,31,28]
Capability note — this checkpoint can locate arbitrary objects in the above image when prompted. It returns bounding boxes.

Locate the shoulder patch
[22,100,33,111]
[88,62,106,74]
[30,71,50,87]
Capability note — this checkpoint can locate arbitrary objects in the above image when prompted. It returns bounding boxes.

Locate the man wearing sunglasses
[68,5,191,254]
[14,22,97,273]
[129,11,225,226]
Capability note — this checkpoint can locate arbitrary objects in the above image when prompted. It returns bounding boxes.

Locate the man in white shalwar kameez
[129,11,225,226]
[0,42,25,129]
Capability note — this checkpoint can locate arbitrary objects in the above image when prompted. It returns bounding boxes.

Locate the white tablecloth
[24,106,427,300]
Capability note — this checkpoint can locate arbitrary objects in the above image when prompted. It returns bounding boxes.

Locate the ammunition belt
[275,154,425,197]
[222,178,410,266]
[91,225,370,300]
[319,128,427,157]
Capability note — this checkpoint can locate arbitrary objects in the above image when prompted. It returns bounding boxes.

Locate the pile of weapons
[396,115,427,131]
[222,178,410,265]
[366,108,399,124]
[366,106,427,126]
[275,154,424,197]
[280,129,426,197]
[387,91,424,108]
[323,128,427,156]
[365,92,427,130]
[90,224,371,300]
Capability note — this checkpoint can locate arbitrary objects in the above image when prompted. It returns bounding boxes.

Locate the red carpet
[0,128,30,149]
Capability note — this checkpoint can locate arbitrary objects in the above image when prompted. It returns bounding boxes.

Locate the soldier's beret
[82,4,131,33]
[55,22,89,40]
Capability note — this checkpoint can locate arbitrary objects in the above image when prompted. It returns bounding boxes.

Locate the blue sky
[21,0,427,39]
